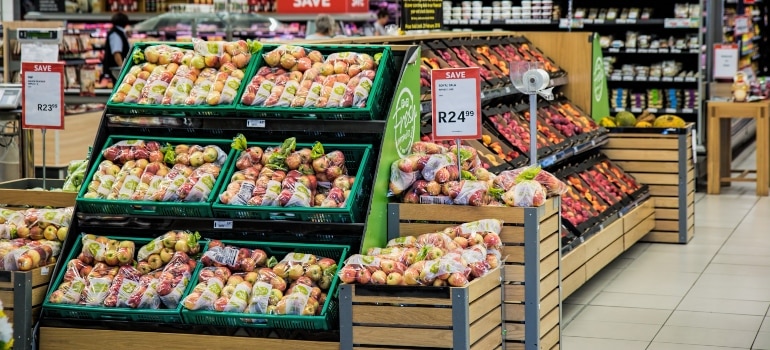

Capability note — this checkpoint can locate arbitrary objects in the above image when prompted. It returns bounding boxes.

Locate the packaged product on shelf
[78,235,136,266]
[63,159,90,192]
[214,274,253,312]
[157,252,195,308]
[110,39,261,106]
[48,260,88,305]
[241,44,382,110]
[81,263,120,306]
[83,139,229,204]
[136,230,201,263]
[2,240,59,271]
[103,265,142,307]
[200,240,269,272]
[127,272,162,309]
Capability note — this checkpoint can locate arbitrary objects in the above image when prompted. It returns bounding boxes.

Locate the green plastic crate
[211,142,372,223]
[235,44,396,120]
[76,135,236,217]
[181,240,348,330]
[106,42,261,117]
[42,235,206,323]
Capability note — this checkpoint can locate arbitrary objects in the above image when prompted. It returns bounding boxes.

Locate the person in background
[373,8,390,36]
[103,12,130,82]
[306,14,336,40]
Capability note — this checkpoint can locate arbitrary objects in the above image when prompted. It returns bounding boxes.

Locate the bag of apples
[2,240,59,271]
[0,210,25,240]
[48,259,89,305]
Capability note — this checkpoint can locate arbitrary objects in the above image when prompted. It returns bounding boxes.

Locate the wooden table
[706,100,770,196]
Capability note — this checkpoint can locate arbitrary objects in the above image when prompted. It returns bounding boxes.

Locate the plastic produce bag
[421,153,459,183]
[215,277,252,312]
[502,167,547,207]
[127,271,162,309]
[81,263,119,306]
[182,278,224,311]
[200,240,269,272]
[247,281,273,314]
[157,252,195,308]
[103,265,142,307]
[48,260,88,304]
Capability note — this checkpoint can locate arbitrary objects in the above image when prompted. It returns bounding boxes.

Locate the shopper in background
[103,12,130,82]
[373,9,390,36]
[306,14,337,40]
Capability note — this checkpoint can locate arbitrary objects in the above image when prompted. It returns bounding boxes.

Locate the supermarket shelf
[607,75,699,83]
[419,75,569,114]
[604,48,700,54]
[539,134,609,168]
[25,11,374,23]
[443,19,558,26]
[612,107,698,114]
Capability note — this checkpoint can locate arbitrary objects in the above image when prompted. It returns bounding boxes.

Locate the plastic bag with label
[81,263,120,306]
[103,265,142,307]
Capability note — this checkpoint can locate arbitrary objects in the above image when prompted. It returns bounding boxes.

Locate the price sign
[430,68,481,141]
[21,62,64,130]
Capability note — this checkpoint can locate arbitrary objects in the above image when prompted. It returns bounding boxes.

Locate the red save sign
[276,0,369,14]
[21,62,65,130]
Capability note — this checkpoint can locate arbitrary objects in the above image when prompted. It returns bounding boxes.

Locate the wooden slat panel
[606,137,679,150]
[504,284,524,302]
[655,209,679,220]
[540,306,560,338]
[540,251,559,281]
[634,173,679,185]
[0,264,55,289]
[649,185,680,197]
[506,251,559,283]
[540,232,559,258]
[562,266,586,300]
[622,200,654,232]
[468,268,502,302]
[398,223,454,237]
[469,306,503,345]
[561,244,585,277]
[586,238,624,279]
[502,245,524,264]
[613,161,680,173]
[642,231,682,243]
[504,303,524,322]
[505,341,525,350]
[504,264,524,283]
[540,214,560,241]
[352,292,451,306]
[0,285,47,309]
[541,271,559,297]
[625,214,656,250]
[655,196,680,208]
[470,325,503,350]
[654,220,680,232]
[540,289,559,316]
[585,218,623,259]
[499,226,525,245]
[603,149,679,161]
[469,287,503,323]
[504,322,525,341]
[540,324,560,350]
[352,305,452,327]
[354,326,453,348]
[40,328,340,350]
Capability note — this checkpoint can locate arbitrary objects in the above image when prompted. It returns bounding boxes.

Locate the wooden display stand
[1,264,55,350]
[706,101,770,196]
[604,125,695,243]
[0,179,75,208]
[339,268,502,349]
[561,199,655,300]
[386,198,561,350]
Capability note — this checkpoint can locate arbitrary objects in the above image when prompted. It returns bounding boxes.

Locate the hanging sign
[21,62,65,130]
[402,0,443,30]
[431,67,481,141]
[734,16,751,35]
[713,44,740,79]
[275,0,369,14]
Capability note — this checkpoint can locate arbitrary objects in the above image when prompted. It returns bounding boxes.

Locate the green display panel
[361,46,421,253]
[591,33,610,121]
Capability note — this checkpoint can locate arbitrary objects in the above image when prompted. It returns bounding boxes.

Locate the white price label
[431,68,481,141]
[247,119,266,128]
[214,220,233,229]
[22,62,64,130]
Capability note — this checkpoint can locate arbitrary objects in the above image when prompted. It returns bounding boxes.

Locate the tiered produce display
[38,37,396,349]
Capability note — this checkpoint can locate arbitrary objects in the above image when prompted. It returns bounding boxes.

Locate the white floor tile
[654,325,757,348]
[589,291,681,310]
[695,274,770,290]
[687,284,770,302]
[623,251,714,273]
[648,343,747,350]
[704,264,770,277]
[603,270,699,296]
[665,310,764,331]
[573,305,671,325]
[712,254,770,267]
[754,332,770,349]
[760,318,770,334]
[561,336,649,350]
[563,319,661,341]
[677,295,770,316]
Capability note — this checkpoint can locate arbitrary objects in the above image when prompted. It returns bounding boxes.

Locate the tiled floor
[563,150,770,349]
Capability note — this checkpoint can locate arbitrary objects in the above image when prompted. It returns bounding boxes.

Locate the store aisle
[562,152,770,349]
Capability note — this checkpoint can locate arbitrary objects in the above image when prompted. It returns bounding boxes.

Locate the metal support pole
[678,132,689,243]
[452,288,471,347]
[41,128,46,187]
[13,271,32,350]
[529,94,538,165]
[523,208,541,350]
[338,284,353,349]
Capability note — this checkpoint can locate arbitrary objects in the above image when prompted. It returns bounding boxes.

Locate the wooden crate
[605,124,695,244]
[560,198,655,301]
[0,264,55,350]
[39,328,340,350]
[0,179,75,208]
[385,198,561,350]
[339,268,503,350]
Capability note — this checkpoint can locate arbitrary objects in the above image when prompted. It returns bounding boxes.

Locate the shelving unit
[37,42,413,348]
